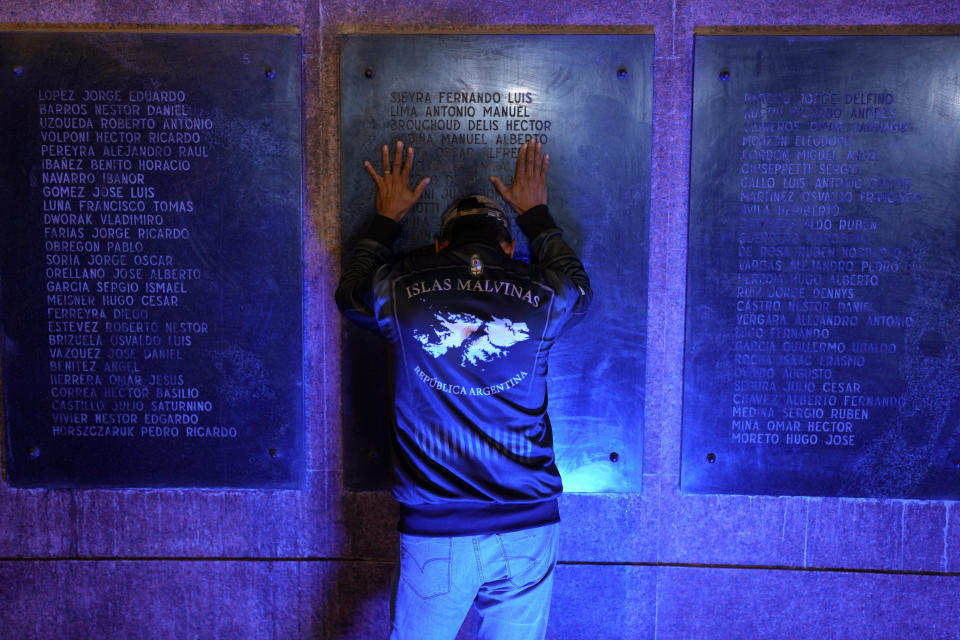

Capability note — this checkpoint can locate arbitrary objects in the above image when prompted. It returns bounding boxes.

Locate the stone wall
[2,1,959,637]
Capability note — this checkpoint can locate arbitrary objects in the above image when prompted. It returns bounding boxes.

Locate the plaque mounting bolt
[264,65,275,79]
[28,446,40,458]
[719,69,731,82]
[616,67,629,80]
[269,448,279,459]
[706,452,717,464]
[364,67,375,79]
[609,452,620,463]
[12,64,24,76]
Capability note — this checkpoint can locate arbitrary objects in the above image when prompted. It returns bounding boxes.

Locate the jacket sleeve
[516,205,593,325]
[334,215,402,333]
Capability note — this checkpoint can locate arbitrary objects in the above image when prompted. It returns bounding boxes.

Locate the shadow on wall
[312,495,488,639]
[314,495,400,639]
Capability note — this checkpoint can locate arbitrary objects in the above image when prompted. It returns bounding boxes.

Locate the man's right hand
[489,141,549,214]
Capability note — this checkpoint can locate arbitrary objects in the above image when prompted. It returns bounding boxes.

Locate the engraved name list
[732,89,912,451]
[38,86,231,442]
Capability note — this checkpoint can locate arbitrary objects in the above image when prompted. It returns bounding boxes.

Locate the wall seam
[781,500,787,561]
[671,0,677,57]
[4,557,959,577]
[900,502,905,571]
[654,474,663,639]
[653,564,661,640]
[944,502,951,573]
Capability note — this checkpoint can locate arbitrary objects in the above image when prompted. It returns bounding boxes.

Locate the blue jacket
[336,205,591,535]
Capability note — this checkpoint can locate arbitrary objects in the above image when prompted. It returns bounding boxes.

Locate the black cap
[440,194,511,243]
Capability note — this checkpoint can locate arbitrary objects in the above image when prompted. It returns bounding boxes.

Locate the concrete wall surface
[2,1,959,638]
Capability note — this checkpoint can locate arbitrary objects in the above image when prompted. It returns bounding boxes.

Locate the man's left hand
[364,140,431,222]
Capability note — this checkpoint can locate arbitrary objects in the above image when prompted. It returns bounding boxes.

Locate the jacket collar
[446,232,505,255]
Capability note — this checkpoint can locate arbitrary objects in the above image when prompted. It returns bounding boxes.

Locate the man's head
[437,195,515,256]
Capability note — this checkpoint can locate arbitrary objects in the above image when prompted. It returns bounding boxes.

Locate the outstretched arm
[336,141,430,329]
[490,142,592,324]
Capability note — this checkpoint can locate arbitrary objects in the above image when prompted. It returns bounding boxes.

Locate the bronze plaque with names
[341,33,653,492]
[0,32,304,488]
[683,35,960,498]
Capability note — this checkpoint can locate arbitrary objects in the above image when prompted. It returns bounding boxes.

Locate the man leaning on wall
[336,139,591,639]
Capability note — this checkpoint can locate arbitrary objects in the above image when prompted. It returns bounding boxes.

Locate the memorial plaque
[0,32,303,487]
[341,33,652,491]
[683,35,960,498]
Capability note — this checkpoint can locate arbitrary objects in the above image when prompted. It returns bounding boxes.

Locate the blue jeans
[389,522,560,640]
